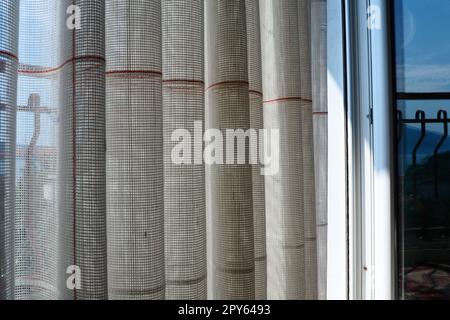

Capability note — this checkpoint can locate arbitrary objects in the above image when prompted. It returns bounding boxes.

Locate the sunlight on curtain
[260,0,317,299]
[14,0,107,300]
[0,0,322,301]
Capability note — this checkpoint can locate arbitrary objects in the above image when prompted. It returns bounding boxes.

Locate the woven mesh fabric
[65,0,107,300]
[14,0,107,300]
[298,0,318,300]
[162,0,206,300]
[0,0,322,301]
[311,0,328,300]
[246,0,266,300]
[106,0,165,300]
[260,0,316,299]
[14,0,63,299]
[0,0,19,301]
[205,0,255,300]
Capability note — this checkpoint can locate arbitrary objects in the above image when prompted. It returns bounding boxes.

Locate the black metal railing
[397,109,450,241]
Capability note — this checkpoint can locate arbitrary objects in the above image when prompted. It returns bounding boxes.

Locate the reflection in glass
[395,0,450,299]
[397,100,450,300]
[395,0,450,93]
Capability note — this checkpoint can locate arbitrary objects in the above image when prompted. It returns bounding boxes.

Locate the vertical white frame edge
[369,0,395,300]
[326,0,348,300]
[347,0,395,300]
[326,0,395,300]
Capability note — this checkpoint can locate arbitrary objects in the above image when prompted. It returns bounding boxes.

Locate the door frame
[327,0,396,300]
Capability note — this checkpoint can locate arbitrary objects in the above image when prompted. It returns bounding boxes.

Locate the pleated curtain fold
[260,0,316,300]
[246,0,267,300]
[0,0,327,300]
[311,0,328,300]
[205,0,255,300]
[0,0,19,300]
[163,0,206,300]
[106,0,164,300]
[11,0,107,300]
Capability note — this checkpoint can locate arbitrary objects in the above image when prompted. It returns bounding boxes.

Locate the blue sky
[395,0,450,92]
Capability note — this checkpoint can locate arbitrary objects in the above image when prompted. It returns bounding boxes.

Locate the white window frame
[327,0,395,300]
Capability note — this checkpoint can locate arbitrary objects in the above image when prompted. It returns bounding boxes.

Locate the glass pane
[397,100,450,300]
[395,0,450,93]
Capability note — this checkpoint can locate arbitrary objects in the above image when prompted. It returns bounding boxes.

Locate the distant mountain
[399,124,450,168]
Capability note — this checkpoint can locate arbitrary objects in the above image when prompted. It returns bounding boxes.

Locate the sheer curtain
[13,0,107,300]
[0,0,327,300]
[260,0,316,299]
[311,0,327,300]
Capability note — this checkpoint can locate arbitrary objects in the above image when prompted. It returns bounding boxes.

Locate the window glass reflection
[397,100,450,300]
[395,0,450,300]
[395,0,450,93]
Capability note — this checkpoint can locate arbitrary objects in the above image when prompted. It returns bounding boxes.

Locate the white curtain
[260,0,316,300]
[0,0,326,300]
[163,0,206,300]
[311,0,328,300]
